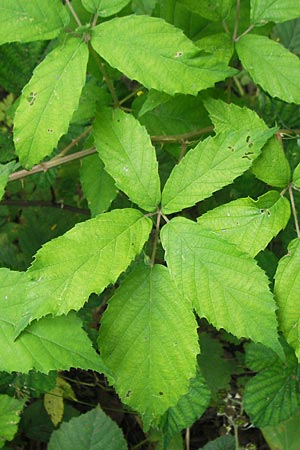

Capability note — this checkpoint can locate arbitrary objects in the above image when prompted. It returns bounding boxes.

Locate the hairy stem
[91,12,99,27]
[52,126,92,160]
[236,24,255,41]
[7,126,214,183]
[9,147,96,182]
[185,428,190,450]
[65,0,82,27]
[151,126,213,143]
[289,185,300,238]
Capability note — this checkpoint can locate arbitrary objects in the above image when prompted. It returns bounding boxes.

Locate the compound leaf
[161,128,274,214]
[250,0,300,25]
[0,269,109,375]
[275,238,300,359]
[236,34,300,104]
[14,37,89,168]
[15,209,152,336]
[197,191,290,257]
[93,109,161,212]
[48,406,127,450]
[98,264,199,418]
[161,218,280,353]
[91,15,236,96]
[0,0,69,45]
[0,395,25,448]
[82,0,130,16]
[244,342,300,427]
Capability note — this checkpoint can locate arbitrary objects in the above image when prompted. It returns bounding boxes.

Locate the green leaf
[292,162,300,188]
[0,268,109,374]
[14,37,89,168]
[80,154,117,216]
[15,208,152,335]
[48,406,127,450]
[71,79,109,125]
[204,97,271,134]
[91,15,236,96]
[0,161,18,201]
[195,33,234,66]
[98,264,199,418]
[138,90,171,118]
[93,108,161,212]
[160,368,210,447]
[252,136,291,187]
[262,408,300,450]
[198,333,233,397]
[244,341,300,427]
[177,0,233,21]
[160,218,281,353]
[199,435,235,450]
[0,0,69,45]
[236,34,300,104]
[250,0,300,25]
[274,18,300,54]
[82,0,131,16]
[139,94,210,136]
[161,128,274,214]
[0,395,25,448]
[197,191,291,257]
[275,238,300,359]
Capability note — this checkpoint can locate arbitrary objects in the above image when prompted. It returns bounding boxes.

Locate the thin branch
[88,43,120,108]
[233,0,241,41]
[233,76,245,97]
[185,428,191,450]
[52,125,92,160]
[178,140,188,162]
[64,0,82,27]
[236,24,254,41]
[151,126,214,143]
[289,185,300,238]
[8,127,214,183]
[222,19,230,34]
[280,128,300,136]
[119,87,143,106]
[8,147,96,182]
[0,199,90,215]
[91,12,99,27]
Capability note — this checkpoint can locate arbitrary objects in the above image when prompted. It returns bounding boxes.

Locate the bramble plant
[1,0,300,449]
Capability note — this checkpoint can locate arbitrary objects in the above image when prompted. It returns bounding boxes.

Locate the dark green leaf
[48,406,127,450]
